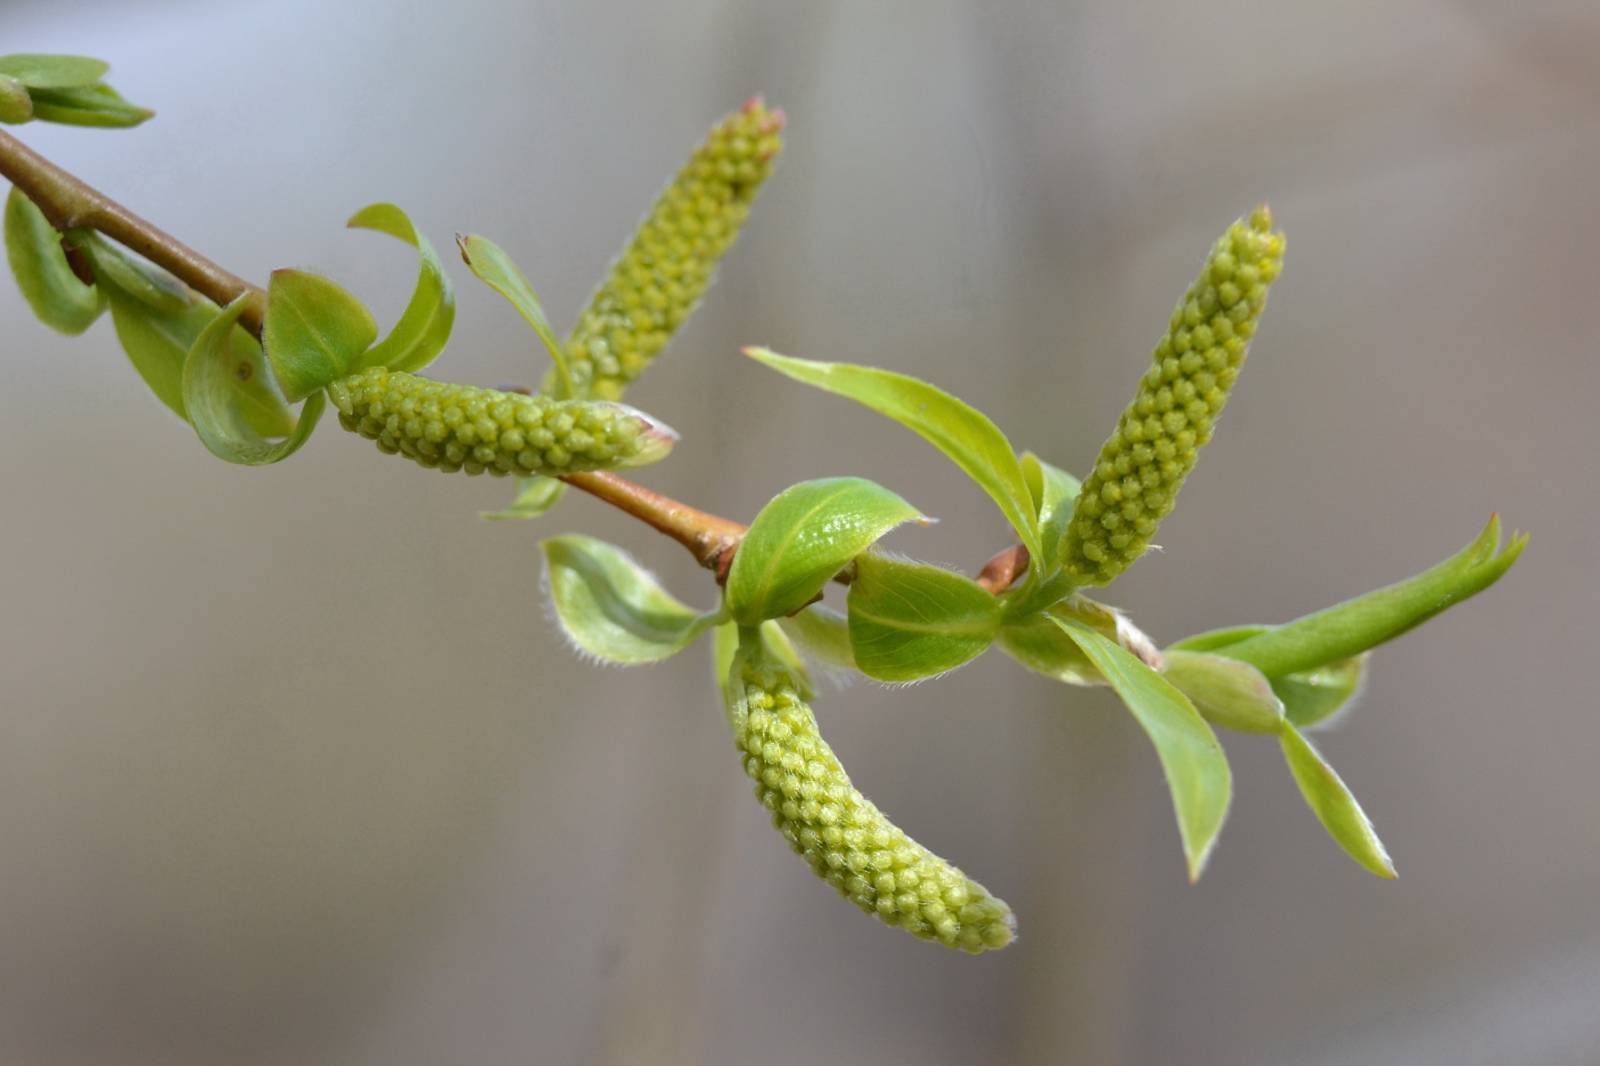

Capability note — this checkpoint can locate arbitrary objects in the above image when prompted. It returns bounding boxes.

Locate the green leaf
[725,476,925,625]
[997,613,1100,685]
[182,296,321,465]
[1279,724,1395,878]
[482,477,568,521]
[263,269,378,402]
[4,188,103,333]
[82,235,192,312]
[1020,451,1080,574]
[1274,656,1368,730]
[847,554,1001,682]
[542,534,717,664]
[103,284,197,420]
[0,75,32,124]
[456,234,573,396]
[745,348,1042,567]
[27,83,151,128]
[712,621,742,719]
[1161,650,1284,734]
[1169,625,1369,730]
[777,604,856,672]
[347,203,456,373]
[757,618,816,699]
[1053,617,1232,881]
[0,54,109,90]
[1209,515,1527,677]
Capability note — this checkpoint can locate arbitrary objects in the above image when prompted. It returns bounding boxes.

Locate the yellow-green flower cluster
[328,366,675,476]
[560,97,785,400]
[729,650,1015,953]
[1062,207,1286,586]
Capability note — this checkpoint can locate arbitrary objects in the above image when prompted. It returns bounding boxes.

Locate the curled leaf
[847,554,1000,682]
[1021,451,1080,574]
[4,188,102,333]
[725,476,925,626]
[348,203,455,374]
[542,534,716,664]
[264,269,378,402]
[183,297,320,464]
[1161,650,1284,734]
[457,233,571,395]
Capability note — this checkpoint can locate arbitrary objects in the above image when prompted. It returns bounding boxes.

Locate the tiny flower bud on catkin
[728,647,1016,953]
[327,367,675,476]
[1062,207,1285,586]
[558,97,785,400]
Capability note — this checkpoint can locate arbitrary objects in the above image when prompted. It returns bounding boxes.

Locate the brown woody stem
[0,128,1034,596]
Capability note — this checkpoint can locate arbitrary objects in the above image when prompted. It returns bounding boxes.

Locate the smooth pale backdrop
[2,1,1595,1063]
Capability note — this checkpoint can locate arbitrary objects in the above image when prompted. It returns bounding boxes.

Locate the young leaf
[183,297,322,465]
[712,621,742,720]
[1021,451,1080,573]
[263,269,378,402]
[1161,650,1284,735]
[997,613,1101,686]
[0,54,110,90]
[103,284,196,420]
[0,75,32,124]
[482,477,568,522]
[777,604,857,672]
[1053,617,1232,881]
[725,476,924,625]
[27,83,152,128]
[348,203,455,374]
[847,554,1001,682]
[744,348,1042,567]
[83,235,192,312]
[1211,515,1527,677]
[1279,724,1395,878]
[542,534,717,665]
[1274,655,1368,730]
[1169,624,1368,729]
[4,188,103,334]
[456,234,572,396]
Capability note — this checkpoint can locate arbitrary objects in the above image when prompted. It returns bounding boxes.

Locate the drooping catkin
[1062,207,1286,586]
[558,97,785,401]
[327,366,675,476]
[727,644,1016,953]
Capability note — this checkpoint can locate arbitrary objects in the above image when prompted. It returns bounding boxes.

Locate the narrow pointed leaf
[848,554,1000,681]
[348,203,455,373]
[1021,451,1080,574]
[183,297,322,465]
[4,188,102,333]
[745,348,1042,566]
[1213,516,1525,677]
[482,476,568,521]
[725,476,924,625]
[542,535,716,664]
[0,54,109,90]
[1169,624,1369,730]
[27,84,151,128]
[456,233,572,395]
[1053,617,1232,880]
[1161,650,1284,735]
[1279,725,1395,878]
[997,613,1101,685]
[263,269,377,402]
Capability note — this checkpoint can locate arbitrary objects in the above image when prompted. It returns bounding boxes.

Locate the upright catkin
[726,641,1016,953]
[1062,207,1286,586]
[557,97,785,400]
[327,366,675,476]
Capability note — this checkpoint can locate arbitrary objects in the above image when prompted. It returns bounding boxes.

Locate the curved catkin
[728,648,1016,954]
[558,97,785,401]
[327,366,675,476]
[1062,207,1286,586]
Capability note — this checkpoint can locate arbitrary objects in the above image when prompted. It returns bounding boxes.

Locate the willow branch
[0,128,1032,595]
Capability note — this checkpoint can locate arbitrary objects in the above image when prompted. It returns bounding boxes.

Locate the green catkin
[728,646,1016,954]
[1062,207,1286,586]
[557,97,785,401]
[327,366,675,476]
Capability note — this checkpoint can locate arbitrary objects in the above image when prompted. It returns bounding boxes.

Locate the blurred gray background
[2,0,1596,1063]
